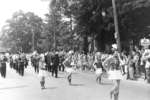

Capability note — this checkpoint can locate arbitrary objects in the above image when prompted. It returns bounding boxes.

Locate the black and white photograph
[0,0,150,100]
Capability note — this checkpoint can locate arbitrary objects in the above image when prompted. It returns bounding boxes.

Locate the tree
[58,0,150,52]
[1,11,44,53]
[44,0,81,51]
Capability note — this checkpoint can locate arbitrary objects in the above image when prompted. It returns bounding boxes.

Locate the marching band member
[0,55,7,78]
[38,54,47,89]
[141,46,150,82]
[93,52,103,84]
[63,51,74,85]
[103,44,123,100]
[51,52,59,78]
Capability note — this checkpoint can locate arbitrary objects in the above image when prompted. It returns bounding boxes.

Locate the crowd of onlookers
[0,47,150,83]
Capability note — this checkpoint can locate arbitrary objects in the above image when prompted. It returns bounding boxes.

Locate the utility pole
[112,0,121,52]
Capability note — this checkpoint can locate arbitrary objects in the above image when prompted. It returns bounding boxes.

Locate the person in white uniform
[141,48,150,83]
[38,54,47,89]
[104,44,123,100]
[63,51,75,85]
[93,52,103,84]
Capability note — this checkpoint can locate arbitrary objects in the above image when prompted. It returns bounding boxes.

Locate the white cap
[96,52,101,56]
[68,50,74,54]
[112,44,117,50]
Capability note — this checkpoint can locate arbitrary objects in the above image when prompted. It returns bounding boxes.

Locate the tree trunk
[83,34,88,55]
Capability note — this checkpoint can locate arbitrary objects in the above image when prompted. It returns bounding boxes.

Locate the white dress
[108,70,123,80]
[66,61,75,73]
[95,68,102,75]
[63,59,74,73]
[65,68,74,73]
[145,60,150,68]
[38,61,47,77]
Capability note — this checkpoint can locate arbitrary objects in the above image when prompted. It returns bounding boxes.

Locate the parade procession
[0,0,150,100]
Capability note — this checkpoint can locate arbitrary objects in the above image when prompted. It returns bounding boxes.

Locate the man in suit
[1,55,7,78]
[51,52,59,78]
[45,52,52,72]
[18,54,25,76]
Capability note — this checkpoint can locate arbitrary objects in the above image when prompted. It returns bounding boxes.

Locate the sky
[0,0,50,30]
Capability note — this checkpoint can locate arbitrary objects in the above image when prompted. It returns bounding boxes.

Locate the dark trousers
[45,64,51,72]
[48,65,52,72]
[13,63,17,70]
[24,61,28,68]
[34,63,39,73]
[10,62,13,68]
[52,66,58,78]
[19,63,24,76]
[1,63,6,78]
[59,64,65,72]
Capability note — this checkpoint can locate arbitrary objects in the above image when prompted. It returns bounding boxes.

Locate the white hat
[33,51,37,55]
[112,44,117,50]
[96,52,101,56]
[68,50,74,54]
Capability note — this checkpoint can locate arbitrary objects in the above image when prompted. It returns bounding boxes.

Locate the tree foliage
[2,0,150,53]
[45,0,82,51]
[51,0,150,52]
[1,11,44,53]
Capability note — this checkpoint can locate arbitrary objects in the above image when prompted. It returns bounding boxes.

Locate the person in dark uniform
[12,55,17,70]
[51,52,59,78]
[18,54,25,76]
[59,55,65,72]
[44,53,48,71]
[47,52,52,72]
[10,56,14,68]
[15,55,19,74]
[32,53,40,73]
[1,55,7,78]
[23,54,28,69]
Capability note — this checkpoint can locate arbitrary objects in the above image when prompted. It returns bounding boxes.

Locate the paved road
[0,64,150,100]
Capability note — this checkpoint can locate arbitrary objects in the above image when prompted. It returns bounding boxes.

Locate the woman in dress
[105,44,123,100]
[108,52,123,100]
[38,54,46,89]
[93,52,103,84]
[141,47,150,83]
[127,55,135,80]
[63,51,74,85]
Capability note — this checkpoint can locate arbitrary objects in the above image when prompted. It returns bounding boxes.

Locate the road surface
[0,64,149,100]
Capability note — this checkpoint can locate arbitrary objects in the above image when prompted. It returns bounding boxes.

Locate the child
[38,54,46,89]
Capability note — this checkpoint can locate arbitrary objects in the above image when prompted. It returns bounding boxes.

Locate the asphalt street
[0,64,149,100]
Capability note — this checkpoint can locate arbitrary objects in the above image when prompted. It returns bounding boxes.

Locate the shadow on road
[70,84,84,86]
[0,85,28,90]
[100,82,112,85]
[45,87,57,90]
[57,76,65,78]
